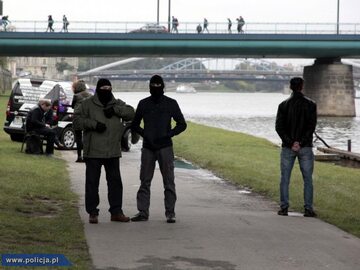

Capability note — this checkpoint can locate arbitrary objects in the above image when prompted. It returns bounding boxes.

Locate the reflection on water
[115,92,360,153]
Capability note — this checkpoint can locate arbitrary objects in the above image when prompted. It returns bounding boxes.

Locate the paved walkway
[63,145,360,270]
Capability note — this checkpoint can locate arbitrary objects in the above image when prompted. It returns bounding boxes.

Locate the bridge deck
[0,33,360,58]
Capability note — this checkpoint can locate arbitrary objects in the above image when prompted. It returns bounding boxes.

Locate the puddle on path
[174,159,198,170]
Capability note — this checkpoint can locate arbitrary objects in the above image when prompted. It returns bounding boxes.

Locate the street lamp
[40,65,47,79]
[168,0,171,32]
[157,0,160,24]
[337,0,340,34]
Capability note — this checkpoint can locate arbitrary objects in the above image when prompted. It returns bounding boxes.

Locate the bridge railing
[3,20,360,35]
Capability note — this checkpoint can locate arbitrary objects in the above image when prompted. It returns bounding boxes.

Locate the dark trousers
[34,127,56,154]
[75,130,83,158]
[136,146,176,218]
[85,158,124,215]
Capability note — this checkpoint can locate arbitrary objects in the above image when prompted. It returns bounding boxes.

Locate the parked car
[3,78,139,151]
[130,23,168,33]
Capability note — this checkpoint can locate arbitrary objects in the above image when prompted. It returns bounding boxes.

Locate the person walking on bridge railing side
[171,16,179,33]
[203,18,209,33]
[227,18,232,33]
[275,77,317,218]
[75,78,135,224]
[46,15,54,32]
[236,16,245,33]
[131,75,187,224]
[61,15,69,32]
[196,24,202,34]
[1,15,11,31]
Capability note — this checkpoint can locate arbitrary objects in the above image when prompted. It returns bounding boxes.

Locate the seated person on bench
[26,98,63,155]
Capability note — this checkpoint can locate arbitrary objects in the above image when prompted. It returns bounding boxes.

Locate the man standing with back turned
[131,75,187,223]
[275,77,317,217]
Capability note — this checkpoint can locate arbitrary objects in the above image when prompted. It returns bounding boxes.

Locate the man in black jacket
[275,77,317,217]
[131,75,187,223]
[26,98,63,155]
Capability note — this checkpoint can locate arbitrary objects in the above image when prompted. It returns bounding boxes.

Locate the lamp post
[40,65,47,79]
[336,0,340,34]
[168,0,171,32]
[157,0,160,24]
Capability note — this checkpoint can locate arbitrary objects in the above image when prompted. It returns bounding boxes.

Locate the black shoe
[304,208,317,217]
[130,213,148,222]
[277,207,288,216]
[166,216,176,223]
[89,214,98,224]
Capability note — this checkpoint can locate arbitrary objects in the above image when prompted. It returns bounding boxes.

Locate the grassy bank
[0,94,91,268]
[174,122,360,237]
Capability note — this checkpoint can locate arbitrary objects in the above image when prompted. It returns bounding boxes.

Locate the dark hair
[290,77,304,91]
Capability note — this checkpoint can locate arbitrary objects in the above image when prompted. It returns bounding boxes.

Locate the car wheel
[121,128,131,152]
[61,126,75,149]
[10,134,24,142]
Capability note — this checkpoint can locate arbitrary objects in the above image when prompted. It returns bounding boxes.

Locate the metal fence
[1,20,359,35]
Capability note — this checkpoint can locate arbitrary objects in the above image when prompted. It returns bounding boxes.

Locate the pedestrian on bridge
[227,18,232,33]
[61,15,69,32]
[46,15,54,32]
[131,75,187,224]
[171,16,179,33]
[196,24,202,34]
[1,15,11,31]
[203,18,209,33]
[275,77,317,218]
[237,16,245,33]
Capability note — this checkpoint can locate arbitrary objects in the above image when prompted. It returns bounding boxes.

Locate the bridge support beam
[303,58,355,116]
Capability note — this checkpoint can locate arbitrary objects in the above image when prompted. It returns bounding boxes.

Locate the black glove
[95,122,107,133]
[103,106,115,118]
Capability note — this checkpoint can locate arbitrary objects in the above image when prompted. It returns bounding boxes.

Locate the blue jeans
[280,147,314,210]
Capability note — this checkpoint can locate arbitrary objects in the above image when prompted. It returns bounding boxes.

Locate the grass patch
[0,95,91,268]
[174,122,360,237]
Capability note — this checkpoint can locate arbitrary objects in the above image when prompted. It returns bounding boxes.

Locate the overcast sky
[4,0,360,24]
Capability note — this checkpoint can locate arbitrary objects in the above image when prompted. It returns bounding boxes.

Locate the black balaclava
[149,75,164,101]
[96,78,113,106]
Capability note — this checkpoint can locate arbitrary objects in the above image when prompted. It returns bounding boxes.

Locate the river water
[114,92,360,153]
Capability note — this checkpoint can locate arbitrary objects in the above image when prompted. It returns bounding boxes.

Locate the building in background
[8,57,79,81]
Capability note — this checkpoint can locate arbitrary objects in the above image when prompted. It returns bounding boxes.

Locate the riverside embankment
[173,122,360,238]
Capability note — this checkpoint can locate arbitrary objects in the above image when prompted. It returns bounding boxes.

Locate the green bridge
[0,32,359,116]
[0,32,359,58]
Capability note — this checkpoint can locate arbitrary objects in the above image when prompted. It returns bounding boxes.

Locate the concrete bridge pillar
[303,58,355,116]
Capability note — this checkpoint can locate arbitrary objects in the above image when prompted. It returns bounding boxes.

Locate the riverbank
[173,122,360,238]
[0,95,91,268]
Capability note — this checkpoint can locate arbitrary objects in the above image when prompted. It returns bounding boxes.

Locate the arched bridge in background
[78,58,303,82]
[78,58,360,85]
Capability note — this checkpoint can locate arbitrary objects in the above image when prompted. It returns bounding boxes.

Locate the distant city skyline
[3,0,360,24]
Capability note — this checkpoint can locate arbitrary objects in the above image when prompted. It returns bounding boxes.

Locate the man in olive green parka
[75,78,135,224]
